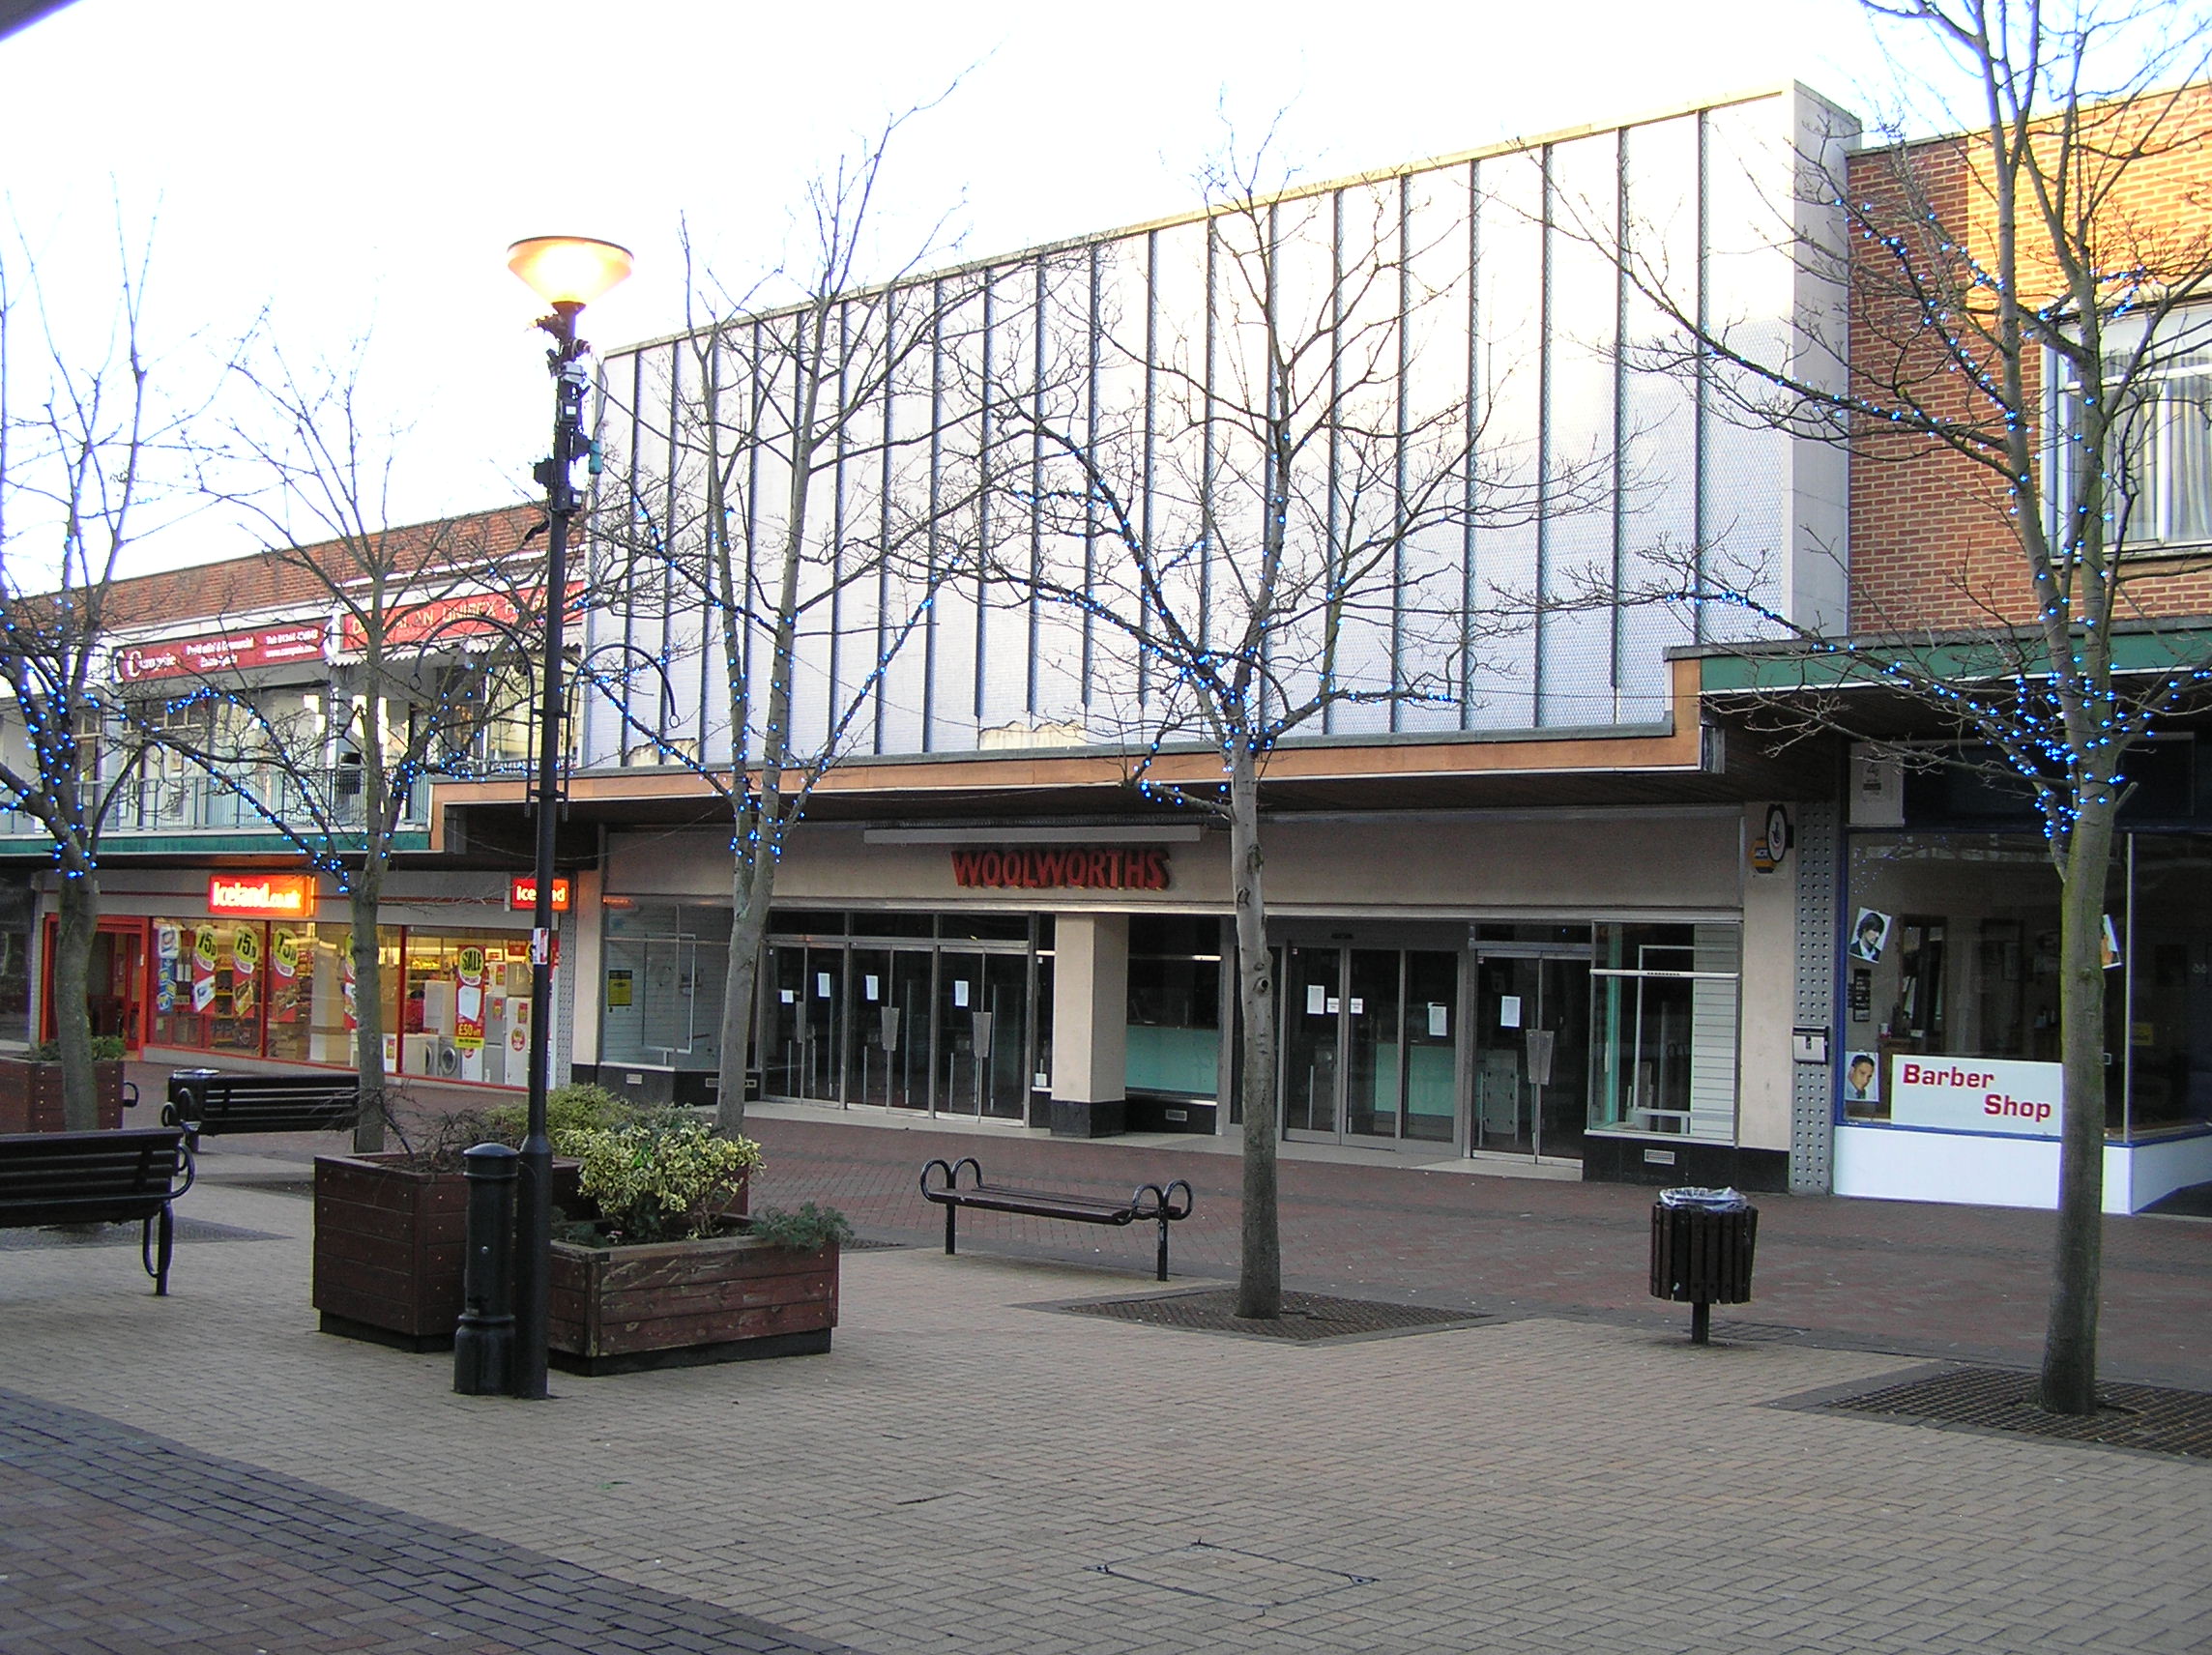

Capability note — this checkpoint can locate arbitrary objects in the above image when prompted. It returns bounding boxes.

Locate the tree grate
[1819,1366,2212,1462]
[1058,1287,1495,1344]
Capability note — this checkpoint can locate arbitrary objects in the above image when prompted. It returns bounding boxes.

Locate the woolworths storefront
[568,803,1801,1190]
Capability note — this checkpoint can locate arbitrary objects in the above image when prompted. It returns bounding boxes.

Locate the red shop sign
[509,876,572,912]
[950,846,1171,891]
[114,622,331,683]
[208,873,318,919]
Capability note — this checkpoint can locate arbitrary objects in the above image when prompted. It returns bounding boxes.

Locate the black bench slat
[0,1127,196,1293]
[919,1157,1194,1281]
[164,1070,360,1141]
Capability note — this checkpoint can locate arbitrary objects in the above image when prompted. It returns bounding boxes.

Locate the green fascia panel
[0,830,432,858]
[1698,625,2212,695]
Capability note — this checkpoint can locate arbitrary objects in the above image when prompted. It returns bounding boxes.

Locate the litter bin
[1648,1186,1757,1344]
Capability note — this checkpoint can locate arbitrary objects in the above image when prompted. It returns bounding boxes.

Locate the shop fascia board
[8,829,432,859]
[431,661,1707,821]
[1687,622,2212,696]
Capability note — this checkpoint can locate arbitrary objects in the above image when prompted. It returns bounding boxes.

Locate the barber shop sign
[1888,1056,2064,1138]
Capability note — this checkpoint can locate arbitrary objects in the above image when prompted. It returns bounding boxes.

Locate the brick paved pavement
[0,1388,854,1655]
[1,1146,2208,1655]
[728,1103,2212,1389]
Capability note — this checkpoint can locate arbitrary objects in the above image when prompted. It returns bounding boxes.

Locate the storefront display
[1834,831,2212,1211]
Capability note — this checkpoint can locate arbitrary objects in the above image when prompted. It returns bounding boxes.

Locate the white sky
[0,0,1896,576]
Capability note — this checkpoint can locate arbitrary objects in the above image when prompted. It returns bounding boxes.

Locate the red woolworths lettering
[946,845,1173,890]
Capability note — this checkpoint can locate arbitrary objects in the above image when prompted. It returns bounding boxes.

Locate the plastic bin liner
[1656,1185,1749,1212]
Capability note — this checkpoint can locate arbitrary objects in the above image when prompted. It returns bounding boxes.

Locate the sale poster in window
[191,927,218,1013]
[231,926,260,1020]
[454,945,486,1051]
[271,930,303,1023]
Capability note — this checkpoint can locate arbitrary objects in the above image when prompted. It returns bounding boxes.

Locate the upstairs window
[2052,307,2212,552]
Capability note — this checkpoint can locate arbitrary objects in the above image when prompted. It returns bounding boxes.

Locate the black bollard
[453,1143,520,1396]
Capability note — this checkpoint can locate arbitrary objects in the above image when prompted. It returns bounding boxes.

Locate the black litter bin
[1648,1188,1758,1344]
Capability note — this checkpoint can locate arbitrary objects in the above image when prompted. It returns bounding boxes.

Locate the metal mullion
[975,272,994,725]
[925,279,944,752]
[1695,108,1711,643]
[1462,161,1480,731]
[876,289,895,756]
[1391,174,1411,734]
[1327,189,1343,737]
[1534,144,1554,726]
[1029,255,1045,718]
[659,341,680,753]
[1091,241,1106,704]
[1612,127,1631,720]
[830,302,850,740]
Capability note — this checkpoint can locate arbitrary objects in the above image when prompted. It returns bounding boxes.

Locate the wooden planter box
[312,1152,587,1352]
[547,1230,837,1376]
[0,1058,127,1135]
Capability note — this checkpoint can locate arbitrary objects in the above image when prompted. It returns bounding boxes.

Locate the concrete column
[1049,911,1127,1137]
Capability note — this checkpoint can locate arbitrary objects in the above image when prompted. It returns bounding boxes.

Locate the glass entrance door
[935,950,1029,1119]
[766,944,844,1102]
[1284,946,1461,1146]
[1471,952,1591,1159]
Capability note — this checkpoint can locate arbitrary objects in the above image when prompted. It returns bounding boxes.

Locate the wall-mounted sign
[115,622,331,683]
[509,876,572,912]
[207,873,317,919]
[1889,1056,2062,1138]
[340,581,585,654]
[949,845,1171,891]
[1750,803,1792,874]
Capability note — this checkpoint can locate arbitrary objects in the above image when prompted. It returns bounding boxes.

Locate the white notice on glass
[1325,997,1341,1015]
[953,979,970,1008]
[1428,1002,1448,1037]
[779,988,796,1004]
[1499,995,1523,1029]
[864,974,880,1001]
[816,972,831,999]
[1349,998,1364,1015]
[1305,984,1326,1015]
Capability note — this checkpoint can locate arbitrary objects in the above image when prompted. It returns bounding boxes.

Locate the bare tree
[987,140,1561,1319]
[1572,0,2212,1411]
[149,347,543,1150]
[0,223,177,1129]
[593,109,973,1136]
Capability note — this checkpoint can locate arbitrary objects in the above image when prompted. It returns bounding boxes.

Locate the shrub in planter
[545,1120,840,1375]
[312,1089,611,1351]
[0,1037,129,1134]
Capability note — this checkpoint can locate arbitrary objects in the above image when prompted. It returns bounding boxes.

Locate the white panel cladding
[1690,921,1742,1141]
[587,89,1825,769]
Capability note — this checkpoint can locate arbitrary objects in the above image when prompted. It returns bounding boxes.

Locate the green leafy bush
[746,1203,855,1254]
[571,1119,763,1244]
[483,1082,639,1152]
[25,1036,127,1062]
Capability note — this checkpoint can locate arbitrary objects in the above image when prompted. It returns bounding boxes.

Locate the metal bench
[0,1127,197,1294]
[918,1155,1195,1282]
[163,1068,360,1145]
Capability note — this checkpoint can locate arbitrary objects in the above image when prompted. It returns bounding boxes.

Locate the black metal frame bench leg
[944,1202,957,1258]
[1155,1212,1169,1282]
[141,1205,174,1296]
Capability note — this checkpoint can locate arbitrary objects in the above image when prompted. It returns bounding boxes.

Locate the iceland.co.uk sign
[1889,1056,2063,1138]
[950,845,1172,891]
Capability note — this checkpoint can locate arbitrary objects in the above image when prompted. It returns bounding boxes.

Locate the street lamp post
[505,234,632,1399]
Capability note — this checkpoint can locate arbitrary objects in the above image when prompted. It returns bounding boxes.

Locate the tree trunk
[715,845,771,1138]
[2039,800,2115,1414]
[1229,744,1281,1321]
[53,866,102,1133]
[349,867,388,1153]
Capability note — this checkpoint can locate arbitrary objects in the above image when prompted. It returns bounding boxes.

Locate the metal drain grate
[1819,1366,2212,1462]
[1060,1287,1494,1343]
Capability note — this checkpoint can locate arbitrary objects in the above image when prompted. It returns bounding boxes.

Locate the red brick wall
[1848,88,2212,631]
